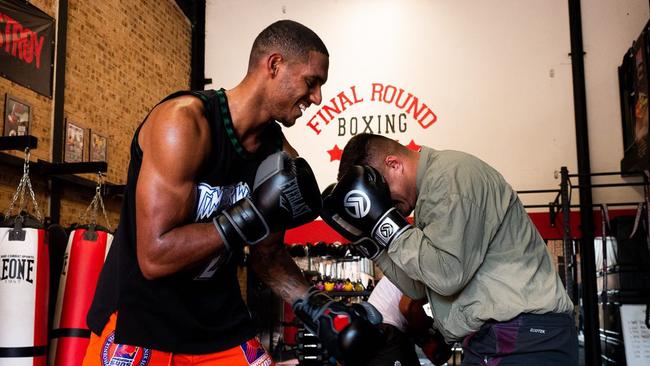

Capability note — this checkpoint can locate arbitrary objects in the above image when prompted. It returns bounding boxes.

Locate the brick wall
[1,0,191,227]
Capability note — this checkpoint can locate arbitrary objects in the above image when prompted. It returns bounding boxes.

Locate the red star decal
[327,144,343,161]
[406,139,421,151]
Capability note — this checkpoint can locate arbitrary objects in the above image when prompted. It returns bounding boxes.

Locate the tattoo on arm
[250,237,310,304]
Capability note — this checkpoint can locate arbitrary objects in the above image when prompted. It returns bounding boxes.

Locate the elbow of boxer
[138,258,164,280]
[138,254,168,280]
[136,239,171,280]
[426,268,464,296]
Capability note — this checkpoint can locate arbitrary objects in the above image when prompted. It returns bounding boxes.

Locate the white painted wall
[582,0,649,204]
[205,0,649,207]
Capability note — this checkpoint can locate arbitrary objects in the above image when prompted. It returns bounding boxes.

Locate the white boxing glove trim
[371,207,411,247]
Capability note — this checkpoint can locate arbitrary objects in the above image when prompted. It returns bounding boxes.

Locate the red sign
[0,0,55,97]
[305,83,435,161]
[305,83,438,135]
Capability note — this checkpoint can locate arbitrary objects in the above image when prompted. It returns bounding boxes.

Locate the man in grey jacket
[321,133,577,365]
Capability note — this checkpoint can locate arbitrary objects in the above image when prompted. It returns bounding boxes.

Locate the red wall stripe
[284,209,639,244]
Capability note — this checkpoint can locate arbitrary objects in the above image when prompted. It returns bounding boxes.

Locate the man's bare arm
[135,96,226,279]
[249,233,310,304]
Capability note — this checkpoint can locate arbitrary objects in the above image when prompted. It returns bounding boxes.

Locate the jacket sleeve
[374,251,427,300]
[387,193,492,296]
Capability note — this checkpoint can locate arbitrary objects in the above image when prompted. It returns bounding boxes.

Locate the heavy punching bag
[49,225,113,366]
[0,150,49,366]
[0,214,50,366]
[49,175,113,366]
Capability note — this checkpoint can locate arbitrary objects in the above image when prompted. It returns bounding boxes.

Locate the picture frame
[64,119,85,163]
[3,94,32,137]
[89,130,108,162]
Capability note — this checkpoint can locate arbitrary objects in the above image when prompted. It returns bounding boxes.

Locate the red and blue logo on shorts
[241,338,273,366]
[101,332,151,366]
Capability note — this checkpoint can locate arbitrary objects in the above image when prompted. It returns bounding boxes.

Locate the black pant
[461,313,578,366]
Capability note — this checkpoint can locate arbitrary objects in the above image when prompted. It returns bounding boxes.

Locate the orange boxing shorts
[82,313,275,366]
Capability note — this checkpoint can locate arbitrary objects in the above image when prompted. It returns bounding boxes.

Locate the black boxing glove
[292,287,384,365]
[213,151,321,251]
[321,183,384,259]
[321,165,411,256]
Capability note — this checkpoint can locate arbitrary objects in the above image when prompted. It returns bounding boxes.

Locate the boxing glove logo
[379,222,395,238]
[343,190,371,219]
[279,177,314,219]
[372,212,404,247]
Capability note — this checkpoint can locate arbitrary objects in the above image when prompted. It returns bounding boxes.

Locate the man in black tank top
[86,20,386,366]
[81,20,352,366]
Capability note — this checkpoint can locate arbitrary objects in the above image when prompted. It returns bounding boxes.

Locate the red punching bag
[49,225,113,366]
[49,174,114,366]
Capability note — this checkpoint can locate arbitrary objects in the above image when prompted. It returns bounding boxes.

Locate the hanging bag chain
[79,172,113,231]
[3,148,42,222]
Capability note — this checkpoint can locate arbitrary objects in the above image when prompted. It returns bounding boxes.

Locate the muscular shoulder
[149,95,207,133]
[139,95,212,179]
[140,95,210,155]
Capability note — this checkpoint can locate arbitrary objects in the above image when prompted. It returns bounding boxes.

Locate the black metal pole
[567,1,600,365]
[190,0,206,90]
[50,0,69,224]
[568,170,644,177]
[573,182,649,189]
[516,189,561,194]
[560,167,576,302]
[175,0,207,90]
[52,1,68,163]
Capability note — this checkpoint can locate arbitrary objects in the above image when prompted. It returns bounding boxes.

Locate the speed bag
[49,226,113,366]
[0,218,50,366]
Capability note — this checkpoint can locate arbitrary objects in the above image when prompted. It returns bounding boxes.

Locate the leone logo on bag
[0,255,35,284]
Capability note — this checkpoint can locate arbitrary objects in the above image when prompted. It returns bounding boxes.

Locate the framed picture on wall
[89,130,108,162]
[3,94,32,137]
[64,119,85,163]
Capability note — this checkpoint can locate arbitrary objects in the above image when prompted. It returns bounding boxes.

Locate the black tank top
[87,89,283,353]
